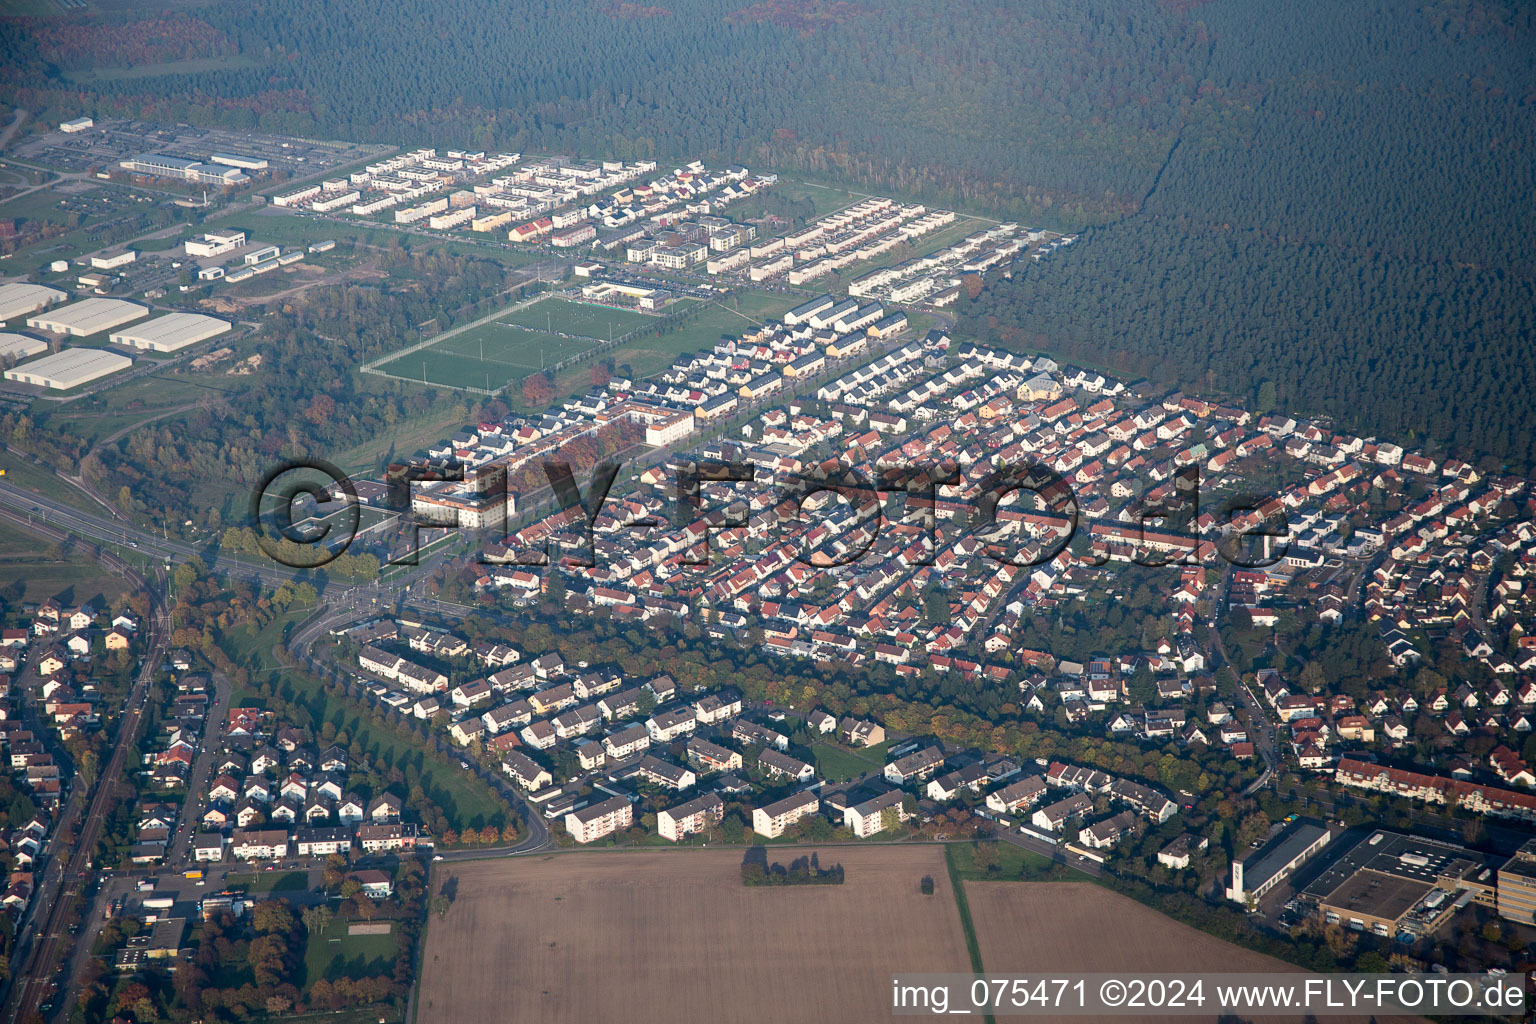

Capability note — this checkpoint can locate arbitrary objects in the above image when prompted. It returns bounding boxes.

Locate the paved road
[165,671,234,864]
[285,604,552,856]
[0,476,283,583]
[1206,564,1280,796]
[2,553,171,1023]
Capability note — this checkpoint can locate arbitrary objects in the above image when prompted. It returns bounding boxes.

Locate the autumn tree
[521,370,555,408]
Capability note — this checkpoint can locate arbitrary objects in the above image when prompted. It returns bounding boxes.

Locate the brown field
[967,881,1422,1024]
[417,845,972,1024]
[418,850,1424,1024]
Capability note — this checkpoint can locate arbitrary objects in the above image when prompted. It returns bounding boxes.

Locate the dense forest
[962,0,1536,469]
[2,0,1533,465]
[0,0,1213,223]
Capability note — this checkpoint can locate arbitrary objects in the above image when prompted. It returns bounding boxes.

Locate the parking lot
[14,119,388,182]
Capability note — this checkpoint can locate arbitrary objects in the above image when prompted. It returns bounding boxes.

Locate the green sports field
[500,297,659,340]
[371,296,667,391]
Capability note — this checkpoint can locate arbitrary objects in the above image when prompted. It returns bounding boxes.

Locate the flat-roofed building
[1302,830,1499,938]
[5,347,132,390]
[0,282,66,322]
[90,249,137,270]
[1227,817,1331,905]
[185,231,247,258]
[210,152,269,170]
[26,297,147,337]
[0,333,49,362]
[110,312,231,353]
[1499,839,1536,926]
[120,153,249,187]
[146,917,186,958]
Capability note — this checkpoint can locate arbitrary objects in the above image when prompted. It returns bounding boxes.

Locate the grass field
[0,519,133,605]
[947,840,1055,880]
[418,846,972,1024]
[0,450,104,517]
[367,286,793,398]
[608,289,796,380]
[501,297,658,340]
[44,374,212,444]
[372,296,669,392]
[301,917,396,989]
[808,738,890,782]
[382,328,597,392]
[247,209,545,269]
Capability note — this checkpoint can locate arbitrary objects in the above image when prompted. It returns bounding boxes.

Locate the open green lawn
[280,1008,402,1024]
[375,321,599,392]
[0,557,130,606]
[808,738,891,782]
[500,296,658,340]
[245,210,402,253]
[0,449,113,518]
[301,917,397,988]
[247,209,546,269]
[0,188,72,224]
[947,839,1056,881]
[606,288,796,380]
[0,505,132,606]
[227,612,511,833]
[773,177,862,219]
[44,373,212,443]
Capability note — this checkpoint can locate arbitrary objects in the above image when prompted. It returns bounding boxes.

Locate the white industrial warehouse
[0,282,66,322]
[0,333,49,362]
[109,312,231,353]
[26,297,147,337]
[4,348,132,390]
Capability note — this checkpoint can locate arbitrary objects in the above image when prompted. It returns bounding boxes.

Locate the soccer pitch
[376,324,599,391]
[370,297,664,391]
[500,297,658,340]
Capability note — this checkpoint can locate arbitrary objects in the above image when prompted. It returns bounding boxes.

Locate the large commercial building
[119,153,249,187]
[1498,839,1536,926]
[4,348,132,390]
[209,152,269,171]
[26,297,147,337]
[1227,817,1331,904]
[185,231,247,258]
[110,312,230,353]
[89,249,137,270]
[0,282,66,322]
[1301,830,1498,939]
[0,333,49,362]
